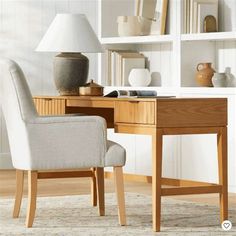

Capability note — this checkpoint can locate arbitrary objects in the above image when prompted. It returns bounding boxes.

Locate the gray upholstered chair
[0,59,126,227]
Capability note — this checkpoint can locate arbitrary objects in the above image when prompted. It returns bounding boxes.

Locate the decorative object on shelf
[195,62,215,87]
[140,17,153,35]
[136,0,156,19]
[36,14,103,96]
[212,72,228,87]
[106,50,145,86]
[183,0,218,34]
[117,0,168,37]
[150,0,168,35]
[117,16,153,36]
[79,79,104,96]
[117,16,142,36]
[136,0,157,35]
[225,67,236,87]
[128,68,151,87]
[150,12,161,35]
[204,15,217,32]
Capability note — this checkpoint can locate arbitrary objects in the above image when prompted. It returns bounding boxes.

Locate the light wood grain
[161,185,222,196]
[160,0,168,35]
[96,167,105,216]
[13,170,24,218]
[33,96,228,232]
[217,127,228,222]
[113,167,126,226]
[152,128,163,232]
[91,168,97,207]
[33,98,65,115]
[37,171,94,179]
[156,98,227,127]
[26,171,38,228]
[115,101,156,125]
[2,170,236,206]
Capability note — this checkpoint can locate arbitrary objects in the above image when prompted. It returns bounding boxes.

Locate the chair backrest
[0,59,38,168]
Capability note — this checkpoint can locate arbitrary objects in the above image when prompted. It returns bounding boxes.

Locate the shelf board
[180,87,236,95]
[100,35,174,45]
[181,32,236,42]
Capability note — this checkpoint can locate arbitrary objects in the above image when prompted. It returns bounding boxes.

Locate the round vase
[195,62,215,87]
[212,72,228,87]
[128,68,151,87]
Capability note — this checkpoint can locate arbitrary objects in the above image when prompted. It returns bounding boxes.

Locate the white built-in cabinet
[97,0,236,193]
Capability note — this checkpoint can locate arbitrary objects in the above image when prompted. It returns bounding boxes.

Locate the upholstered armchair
[0,59,126,227]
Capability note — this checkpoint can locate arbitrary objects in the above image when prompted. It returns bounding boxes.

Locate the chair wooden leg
[217,127,228,222]
[13,170,24,218]
[113,166,126,226]
[26,171,38,228]
[91,168,97,206]
[96,167,105,216]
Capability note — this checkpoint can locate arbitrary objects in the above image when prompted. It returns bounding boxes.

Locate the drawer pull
[128,101,140,103]
[44,98,52,101]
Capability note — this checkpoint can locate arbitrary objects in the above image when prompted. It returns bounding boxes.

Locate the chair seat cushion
[105,140,126,167]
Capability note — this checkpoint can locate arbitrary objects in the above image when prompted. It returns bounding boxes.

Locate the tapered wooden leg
[26,171,38,228]
[13,170,24,218]
[113,166,126,226]
[217,127,228,222]
[96,167,105,216]
[91,168,97,206]
[152,129,163,232]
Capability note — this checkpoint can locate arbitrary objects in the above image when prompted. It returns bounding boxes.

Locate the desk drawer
[114,101,155,124]
[34,98,65,115]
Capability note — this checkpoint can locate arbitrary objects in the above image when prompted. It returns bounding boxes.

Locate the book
[104,90,175,98]
[104,90,157,98]
[107,50,146,86]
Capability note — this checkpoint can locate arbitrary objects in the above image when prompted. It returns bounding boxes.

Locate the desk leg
[152,129,163,232]
[217,127,228,222]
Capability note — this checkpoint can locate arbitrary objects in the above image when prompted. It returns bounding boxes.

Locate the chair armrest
[24,116,108,170]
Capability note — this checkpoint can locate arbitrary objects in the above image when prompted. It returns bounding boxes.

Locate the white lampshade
[36,14,103,53]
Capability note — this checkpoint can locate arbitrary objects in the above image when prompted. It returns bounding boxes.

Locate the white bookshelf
[181,31,236,41]
[100,35,174,45]
[97,0,236,90]
[97,0,236,193]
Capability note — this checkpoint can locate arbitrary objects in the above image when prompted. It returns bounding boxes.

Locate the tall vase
[195,62,215,87]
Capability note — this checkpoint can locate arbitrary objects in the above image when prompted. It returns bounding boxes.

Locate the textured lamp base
[54,53,89,95]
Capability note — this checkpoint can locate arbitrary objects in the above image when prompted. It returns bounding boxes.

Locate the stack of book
[183,0,218,34]
[105,50,146,86]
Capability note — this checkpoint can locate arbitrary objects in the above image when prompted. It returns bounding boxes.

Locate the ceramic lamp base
[54,53,89,95]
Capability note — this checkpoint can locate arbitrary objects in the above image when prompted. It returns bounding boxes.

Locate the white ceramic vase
[212,72,228,87]
[128,68,151,87]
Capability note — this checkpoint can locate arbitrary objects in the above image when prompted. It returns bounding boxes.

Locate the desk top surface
[34,95,227,102]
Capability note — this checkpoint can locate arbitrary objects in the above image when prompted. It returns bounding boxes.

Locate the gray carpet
[0,193,235,235]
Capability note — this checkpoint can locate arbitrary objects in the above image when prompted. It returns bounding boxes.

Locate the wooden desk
[34,96,228,232]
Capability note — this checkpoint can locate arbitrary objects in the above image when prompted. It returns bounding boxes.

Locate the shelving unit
[181,31,236,41]
[97,0,236,193]
[100,35,174,45]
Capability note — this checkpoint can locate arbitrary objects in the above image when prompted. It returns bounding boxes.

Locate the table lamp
[36,14,103,95]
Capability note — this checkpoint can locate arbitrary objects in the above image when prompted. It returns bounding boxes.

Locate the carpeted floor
[0,193,235,235]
